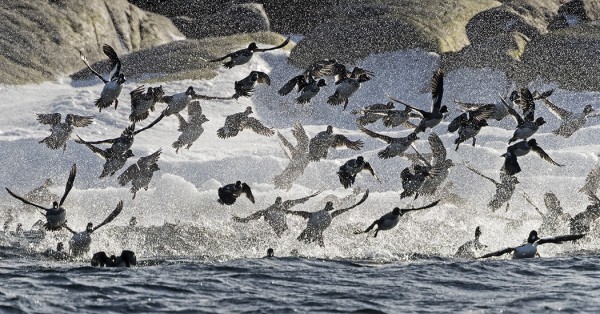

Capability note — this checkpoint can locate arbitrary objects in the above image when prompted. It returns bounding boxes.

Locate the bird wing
[540,98,572,121]
[453,100,493,112]
[331,134,363,150]
[36,113,62,126]
[517,88,536,122]
[471,104,496,121]
[129,85,145,102]
[232,211,264,223]
[135,114,165,135]
[498,94,524,125]
[75,135,108,158]
[277,131,295,160]
[254,37,291,52]
[93,200,124,232]
[66,114,94,128]
[579,165,600,198]
[402,200,441,213]
[293,122,309,153]
[389,97,426,117]
[447,112,468,133]
[5,188,47,211]
[522,192,545,216]
[208,52,232,62]
[188,101,203,119]
[59,164,77,207]
[79,50,108,83]
[478,247,516,259]
[175,113,189,132]
[118,164,139,186]
[279,75,304,95]
[406,147,432,168]
[357,125,392,143]
[428,132,447,166]
[242,183,255,203]
[138,149,162,169]
[465,164,498,185]
[282,191,322,209]
[530,145,563,166]
[102,44,122,80]
[244,117,275,136]
[63,224,77,235]
[430,69,444,112]
[537,233,585,245]
[287,209,312,219]
[252,71,271,85]
[363,162,381,182]
[192,93,234,100]
[331,189,369,218]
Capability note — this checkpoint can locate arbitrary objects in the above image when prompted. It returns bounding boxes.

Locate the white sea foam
[1,47,600,260]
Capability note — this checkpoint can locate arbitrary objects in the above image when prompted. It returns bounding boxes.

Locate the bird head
[317,79,327,87]
[527,139,538,147]
[117,74,126,84]
[125,150,135,158]
[584,105,595,115]
[57,242,64,251]
[86,222,94,233]
[275,196,282,205]
[52,201,59,209]
[267,248,274,257]
[248,42,258,51]
[185,86,196,96]
[325,201,335,211]
[475,226,482,239]
[326,125,333,134]
[356,156,364,163]
[527,230,539,243]
[392,207,401,215]
[408,133,419,141]
[245,106,253,114]
[535,117,546,126]
[440,105,449,114]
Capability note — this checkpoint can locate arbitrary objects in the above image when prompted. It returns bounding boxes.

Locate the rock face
[70,32,291,84]
[172,3,270,39]
[288,0,501,68]
[518,22,600,91]
[0,0,183,85]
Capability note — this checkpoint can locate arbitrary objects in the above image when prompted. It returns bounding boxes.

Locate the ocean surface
[2,245,600,313]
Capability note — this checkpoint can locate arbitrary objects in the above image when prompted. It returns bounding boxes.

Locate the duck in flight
[208,37,290,68]
[65,200,123,256]
[79,44,125,112]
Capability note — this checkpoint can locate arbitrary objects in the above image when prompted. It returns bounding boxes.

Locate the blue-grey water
[2,243,600,313]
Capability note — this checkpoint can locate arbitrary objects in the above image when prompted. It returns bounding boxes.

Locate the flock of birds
[3,36,600,265]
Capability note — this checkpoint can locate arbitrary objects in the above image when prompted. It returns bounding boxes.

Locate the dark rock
[548,0,600,30]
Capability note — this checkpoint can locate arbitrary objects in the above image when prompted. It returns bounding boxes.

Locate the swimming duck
[478,230,584,259]
[65,200,123,256]
[6,164,76,231]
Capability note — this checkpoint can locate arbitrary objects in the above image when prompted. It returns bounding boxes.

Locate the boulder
[288,0,500,68]
[0,0,183,84]
[172,3,270,39]
[70,32,291,84]
[517,21,600,91]
[548,0,600,30]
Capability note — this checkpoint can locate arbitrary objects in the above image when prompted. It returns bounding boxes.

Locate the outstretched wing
[332,134,364,150]
[208,52,232,62]
[75,135,108,158]
[138,149,162,169]
[537,234,585,245]
[252,71,271,85]
[465,164,498,185]
[530,145,563,167]
[389,97,427,117]
[331,189,370,218]
[357,125,392,143]
[244,117,275,137]
[254,37,291,52]
[59,164,77,207]
[430,69,444,112]
[92,200,124,232]
[579,165,600,198]
[447,112,468,133]
[279,75,304,95]
[293,122,310,153]
[540,98,572,121]
[79,49,108,83]
[499,94,524,125]
[103,44,122,80]
[517,88,536,122]
[282,191,322,209]
[232,211,264,223]
[36,113,61,126]
[287,209,313,219]
[66,114,94,128]
[478,247,515,259]
[118,164,139,186]
[175,113,189,132]
[135,114,164,135]
[5,188,47,211]
[188,101,203,119]
[428,132,447,166]
[402,200,440,213]
[242,183,255,203]
[277,131,294,160]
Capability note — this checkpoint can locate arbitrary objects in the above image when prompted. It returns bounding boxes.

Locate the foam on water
[1,47,600,262]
